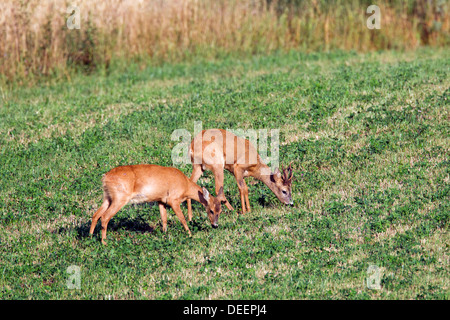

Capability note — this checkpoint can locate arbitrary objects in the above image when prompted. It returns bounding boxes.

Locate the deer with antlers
[187,129,293,218]
[89,164,223,244]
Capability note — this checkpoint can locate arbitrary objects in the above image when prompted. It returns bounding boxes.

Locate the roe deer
[187,129,293,217]
[89,164,223,244]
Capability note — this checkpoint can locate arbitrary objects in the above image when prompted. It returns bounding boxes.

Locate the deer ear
[274,167,281,179]
[218,186,224,196]
[202,187,210,201]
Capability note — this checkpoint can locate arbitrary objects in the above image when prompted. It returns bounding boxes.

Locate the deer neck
[252,163,278,195]
[187,181,206,206]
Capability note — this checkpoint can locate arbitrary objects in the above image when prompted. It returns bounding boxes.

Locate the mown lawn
[0,48,448,299]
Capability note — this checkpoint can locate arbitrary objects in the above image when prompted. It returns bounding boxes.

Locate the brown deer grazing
[89,164,223,244]
[187,129,293,217]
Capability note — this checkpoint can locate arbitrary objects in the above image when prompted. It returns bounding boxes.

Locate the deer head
[270,163,294,205]
[199,186,223,228]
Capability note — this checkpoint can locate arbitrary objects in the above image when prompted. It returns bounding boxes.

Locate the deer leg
[234,170,249,214]
[243,181,251,213]
[188,164,204,221]
[89,198,110,236]
[169,201,192,236]
[240,187,246,214]
[186,201,192,221]
[212,166,234,211]
[158,202,168,232]
[100,198,128,245]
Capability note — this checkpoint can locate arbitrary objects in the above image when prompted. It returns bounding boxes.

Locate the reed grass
[0,0,448,84]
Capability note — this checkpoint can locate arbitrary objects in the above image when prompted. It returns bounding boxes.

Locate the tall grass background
[0,0,448,84]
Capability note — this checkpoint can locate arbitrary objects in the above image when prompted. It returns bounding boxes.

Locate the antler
[281,162,294,185]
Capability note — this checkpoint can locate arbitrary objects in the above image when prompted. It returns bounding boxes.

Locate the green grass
[0,48,449,299]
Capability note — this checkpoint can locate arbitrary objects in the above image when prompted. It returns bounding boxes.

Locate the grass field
[0,48,449,299]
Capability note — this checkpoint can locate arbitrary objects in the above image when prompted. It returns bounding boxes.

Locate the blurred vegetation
[0,0,448,85]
